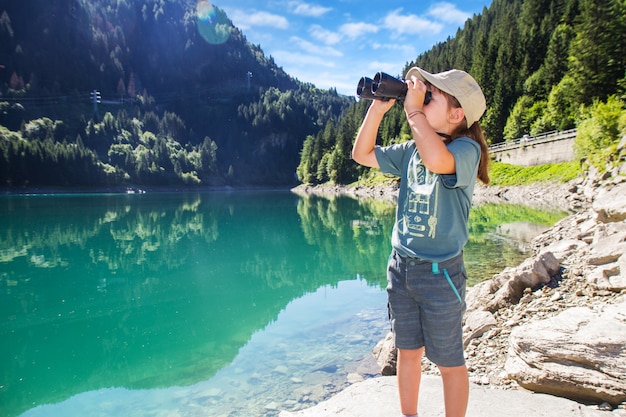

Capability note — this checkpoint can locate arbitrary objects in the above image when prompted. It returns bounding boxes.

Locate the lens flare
[196,1,231,45]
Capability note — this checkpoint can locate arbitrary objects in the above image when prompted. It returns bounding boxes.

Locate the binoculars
[357,72,432,104]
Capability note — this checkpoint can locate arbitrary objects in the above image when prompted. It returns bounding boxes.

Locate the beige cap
[405,67,486,126]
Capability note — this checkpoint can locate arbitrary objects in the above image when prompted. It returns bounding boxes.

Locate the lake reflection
[0,191,565,417]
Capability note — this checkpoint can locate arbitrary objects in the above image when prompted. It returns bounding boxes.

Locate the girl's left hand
[404,76,427,114]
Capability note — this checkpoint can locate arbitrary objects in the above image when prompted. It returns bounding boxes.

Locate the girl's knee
[398,347,425,360]
[437,363,467,376]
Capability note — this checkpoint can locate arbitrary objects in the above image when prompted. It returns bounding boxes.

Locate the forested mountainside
[1,0,624,189]
[297,0,625,186]
[0,0,353,188]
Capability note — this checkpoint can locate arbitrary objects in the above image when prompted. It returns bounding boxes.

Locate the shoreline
[0,184,295,196]
[0,180,579,212]
[291,179,585,211]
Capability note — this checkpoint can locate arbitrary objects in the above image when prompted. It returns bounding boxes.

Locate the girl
[352,67,490,417]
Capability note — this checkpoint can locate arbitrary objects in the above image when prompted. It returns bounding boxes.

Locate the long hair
[439,88,490,184]
[450,121,490,184]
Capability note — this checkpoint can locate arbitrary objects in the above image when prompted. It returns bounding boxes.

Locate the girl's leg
[397,347,424,416]
[438,364,469,417]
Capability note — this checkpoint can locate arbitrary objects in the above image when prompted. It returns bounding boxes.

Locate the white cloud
[428,2,471,24]
[272,50,338,68]
[309,24,342,45]
[227,9,289,30]
[339,22,379,40]
[370,42,417,56]
[382,8,443,36]
[363,60,405,77]
[314,72,357,95]
[289,1,333,17]
[279,65,357,95]
[289,36,343,57]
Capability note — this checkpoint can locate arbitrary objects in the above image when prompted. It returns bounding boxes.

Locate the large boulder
[372,332,396,376]
[463,310,497,347]
[478,251,561,312]
[584,226,626,292]
[593,181,626,223]
[505,298,626,406]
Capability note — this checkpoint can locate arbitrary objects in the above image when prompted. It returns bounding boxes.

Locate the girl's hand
[404,76,427,114]
[368,96,396,116]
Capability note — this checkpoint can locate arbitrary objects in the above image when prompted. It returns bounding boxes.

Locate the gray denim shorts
[386,249,467,367]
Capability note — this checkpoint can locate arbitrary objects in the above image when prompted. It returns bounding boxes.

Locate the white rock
[505,297,626,405]
[593,182,626,222]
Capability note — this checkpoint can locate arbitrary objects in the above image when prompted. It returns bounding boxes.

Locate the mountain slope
[0,0,354,187]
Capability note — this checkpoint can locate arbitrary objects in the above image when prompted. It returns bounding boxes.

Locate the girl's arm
[351,99,394,168]
[404,77,457,174]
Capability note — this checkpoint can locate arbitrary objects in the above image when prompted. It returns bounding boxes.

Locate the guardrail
[489,128,577,151]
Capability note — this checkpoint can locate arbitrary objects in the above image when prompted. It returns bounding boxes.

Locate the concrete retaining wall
[490,130,577,166]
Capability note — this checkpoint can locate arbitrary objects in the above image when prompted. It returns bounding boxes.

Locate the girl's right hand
[368,97,396,115]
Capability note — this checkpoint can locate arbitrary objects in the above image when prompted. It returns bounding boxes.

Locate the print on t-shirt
[400,149,439,239]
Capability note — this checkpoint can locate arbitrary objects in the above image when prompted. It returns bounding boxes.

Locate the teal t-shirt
[374,138,480,262]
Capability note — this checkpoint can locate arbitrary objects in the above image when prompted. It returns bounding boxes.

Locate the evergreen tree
[567,0,626,105]
[296,134,315,184]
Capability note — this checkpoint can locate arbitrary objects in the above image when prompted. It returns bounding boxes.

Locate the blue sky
[215,0,492,96]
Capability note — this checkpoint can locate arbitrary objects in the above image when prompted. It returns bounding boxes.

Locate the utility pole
[90,89,101,121]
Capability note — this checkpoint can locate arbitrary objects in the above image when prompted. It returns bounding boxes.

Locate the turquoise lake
[0,191,565,417]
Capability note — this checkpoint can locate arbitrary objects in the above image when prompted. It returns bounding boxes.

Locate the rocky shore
[291,158,626,415]
[294,176,585,210]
